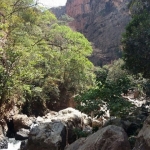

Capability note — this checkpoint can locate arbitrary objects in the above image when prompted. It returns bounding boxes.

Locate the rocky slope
[133,115,150,150]
[0,96,150,150]
[51,0,131,65]
[65,125,131,150]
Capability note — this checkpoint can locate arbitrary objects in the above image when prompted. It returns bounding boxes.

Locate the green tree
[0,0,94,114]
[75,60,133,118]
[122,11,150,78]
[0,0,42,105]
[128,0,150,14]
[22,24,95,113]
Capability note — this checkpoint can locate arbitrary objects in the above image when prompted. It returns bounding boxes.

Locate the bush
[75,60,134,118]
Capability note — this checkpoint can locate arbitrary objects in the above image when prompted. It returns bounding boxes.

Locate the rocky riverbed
[0,97,150,150]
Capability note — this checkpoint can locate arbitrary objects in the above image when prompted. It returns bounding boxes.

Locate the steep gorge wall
[52,0,131,65]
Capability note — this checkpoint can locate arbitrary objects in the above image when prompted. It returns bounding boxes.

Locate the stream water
[1,138,21,150]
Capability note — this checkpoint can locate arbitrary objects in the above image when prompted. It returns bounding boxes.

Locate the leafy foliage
[58,14,74,25]
[75,60,133,118]
[123,0,150,78]
[128,0,150,14]
[73,128,90,139]
[0,0,94,114]
[122,11,150,78]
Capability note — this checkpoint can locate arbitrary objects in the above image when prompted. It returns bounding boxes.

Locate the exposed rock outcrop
[66,0,131,65]
[66,0,91,18]
[65,125,131,150]
[6,105,150,150]
[2,104,150,150]
[51,0,131,65]
[12,108,103,150]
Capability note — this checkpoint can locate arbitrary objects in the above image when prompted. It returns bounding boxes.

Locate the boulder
[26,120,66,150]
[104,118,132,132]
[65,125,131,150]
[15,128,29,140]
[133,115,150,150]
[58,107,92,127]
[13,114,33,131]
[58,108,93,144]
[35,107,100,129]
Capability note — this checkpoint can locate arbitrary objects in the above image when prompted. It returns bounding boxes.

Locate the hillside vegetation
[0,0,94,116]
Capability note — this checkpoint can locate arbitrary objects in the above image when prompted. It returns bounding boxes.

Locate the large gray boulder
[26,120,66,150]
[133,115,150,150]
[65,125,131,150]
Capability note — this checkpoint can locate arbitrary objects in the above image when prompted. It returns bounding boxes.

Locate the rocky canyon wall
[51,0,131,65]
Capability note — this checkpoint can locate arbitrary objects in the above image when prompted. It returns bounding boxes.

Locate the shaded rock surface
[26,121,66,150]
[13,114,33,131]
[67,0,131,65]
[15,128,29,140]
[133,115,150,150]
[65,125,131,150]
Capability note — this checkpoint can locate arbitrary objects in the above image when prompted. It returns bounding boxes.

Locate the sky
[38,0,67,8]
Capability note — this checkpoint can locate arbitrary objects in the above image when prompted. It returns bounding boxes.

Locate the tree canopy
[0,0,94,114]
[75,59,133,118]
[128,0,150,14]
[122,0,150,78]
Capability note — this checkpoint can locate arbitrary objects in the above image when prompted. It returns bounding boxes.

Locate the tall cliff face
[52,0,131,65]
[66,0,91,17]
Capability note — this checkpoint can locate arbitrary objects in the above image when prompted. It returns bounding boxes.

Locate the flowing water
[1,138,21,150]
